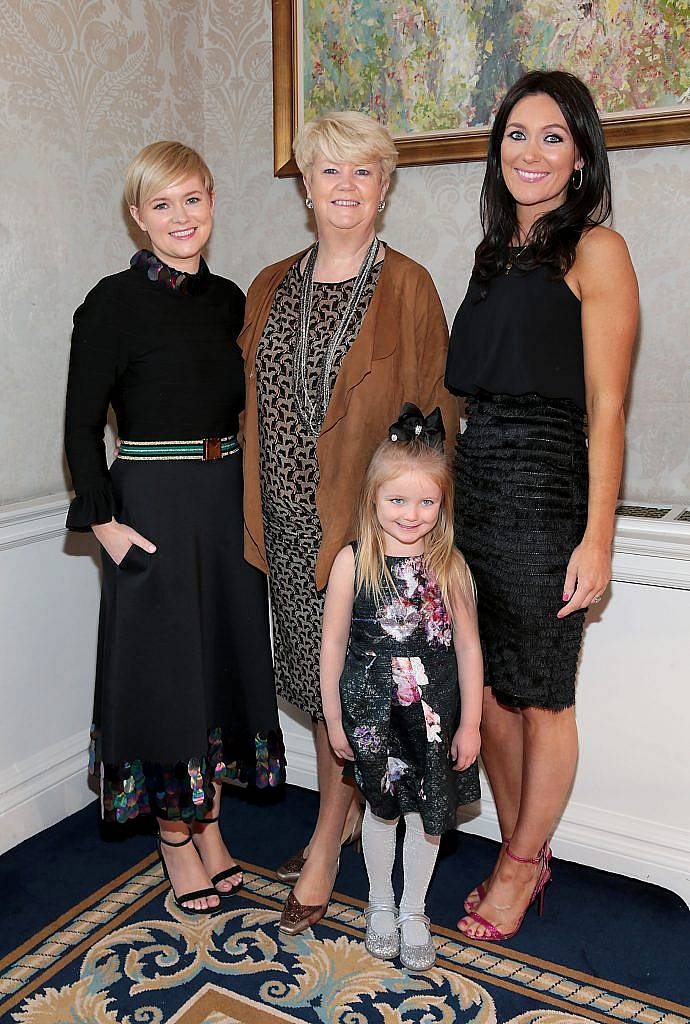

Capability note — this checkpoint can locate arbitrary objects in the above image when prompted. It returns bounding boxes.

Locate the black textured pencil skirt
[92,453,284,823]
[454,393,589,711]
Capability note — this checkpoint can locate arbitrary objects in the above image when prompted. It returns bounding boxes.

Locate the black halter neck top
[445,258,585,411]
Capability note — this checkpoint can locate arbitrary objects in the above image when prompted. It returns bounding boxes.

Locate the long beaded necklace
[293,236,380,435]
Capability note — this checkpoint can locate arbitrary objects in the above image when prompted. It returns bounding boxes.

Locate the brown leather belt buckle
[204,437,222,461]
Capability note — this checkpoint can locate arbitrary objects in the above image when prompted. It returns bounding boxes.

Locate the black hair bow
[388,403,445,450]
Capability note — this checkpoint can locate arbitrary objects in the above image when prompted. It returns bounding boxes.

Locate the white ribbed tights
[362,803,441,945]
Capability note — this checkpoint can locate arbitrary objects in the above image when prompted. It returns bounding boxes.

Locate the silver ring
[592,595,602,604]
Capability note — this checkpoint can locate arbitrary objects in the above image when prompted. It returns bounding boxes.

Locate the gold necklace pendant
[506,239,529,274]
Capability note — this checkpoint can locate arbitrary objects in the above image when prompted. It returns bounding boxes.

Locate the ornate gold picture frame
[272,0,690,177]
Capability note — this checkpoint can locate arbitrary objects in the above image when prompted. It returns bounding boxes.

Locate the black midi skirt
[92,453,283,823]
[455,393,588,711]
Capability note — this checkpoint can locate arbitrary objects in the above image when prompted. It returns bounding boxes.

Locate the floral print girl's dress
[340,546,480,835]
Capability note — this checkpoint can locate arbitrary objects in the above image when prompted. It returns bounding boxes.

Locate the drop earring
[377,199,386,213]
[305,197,314,209]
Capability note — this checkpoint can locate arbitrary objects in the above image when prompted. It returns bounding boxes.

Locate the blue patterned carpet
[1,784,688,1023]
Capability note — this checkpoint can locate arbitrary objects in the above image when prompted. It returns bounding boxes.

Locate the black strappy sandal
[157,829,222,915]
[192,814,244,899]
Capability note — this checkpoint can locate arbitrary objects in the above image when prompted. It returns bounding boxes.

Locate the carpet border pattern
[0,855,688,1023]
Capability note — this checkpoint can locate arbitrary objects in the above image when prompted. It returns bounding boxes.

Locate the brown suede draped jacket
[237,245,459,592]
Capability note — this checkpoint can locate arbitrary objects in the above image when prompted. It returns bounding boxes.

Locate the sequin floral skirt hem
[90,725,285,824]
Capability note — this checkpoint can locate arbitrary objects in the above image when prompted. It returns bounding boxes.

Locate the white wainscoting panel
[0,496,99,853]
[0,729,95,856]
[1,498,689,906]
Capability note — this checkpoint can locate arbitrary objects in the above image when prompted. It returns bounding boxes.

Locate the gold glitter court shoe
[278,857,340,935]
[276,806,363,884]
[275,847,309,884]
[278,890,329,935]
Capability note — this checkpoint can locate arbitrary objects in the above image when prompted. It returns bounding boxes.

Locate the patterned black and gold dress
[339,549,480,836]
[255,258,382,719]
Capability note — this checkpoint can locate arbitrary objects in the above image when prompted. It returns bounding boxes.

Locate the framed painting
[272,0,690,176]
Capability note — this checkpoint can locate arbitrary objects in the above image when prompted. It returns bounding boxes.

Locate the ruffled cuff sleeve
[66,479,116,531]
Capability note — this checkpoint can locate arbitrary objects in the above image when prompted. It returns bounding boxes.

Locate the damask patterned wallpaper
[0,0,204,503]
[0,0,688,505]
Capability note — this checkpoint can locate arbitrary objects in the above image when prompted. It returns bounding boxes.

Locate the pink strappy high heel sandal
[460,841,552,942]
[463,837,511,913]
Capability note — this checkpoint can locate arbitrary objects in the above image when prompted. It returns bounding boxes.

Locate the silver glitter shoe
[364,902,400,960]
[398,912,436,971]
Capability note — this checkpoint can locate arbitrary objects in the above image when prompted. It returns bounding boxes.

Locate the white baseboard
[1,723,688,908]
[281,731,690,908]
[0,729,95,856]
[283,729,320,793]
[457,796,690,908]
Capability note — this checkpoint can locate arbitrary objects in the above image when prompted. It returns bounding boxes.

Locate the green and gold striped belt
[118,436,240,461]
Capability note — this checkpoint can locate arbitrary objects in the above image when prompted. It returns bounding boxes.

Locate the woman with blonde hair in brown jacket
[238,111,458,934]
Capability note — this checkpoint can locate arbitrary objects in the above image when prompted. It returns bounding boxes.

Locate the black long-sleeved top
[64,255,245,530]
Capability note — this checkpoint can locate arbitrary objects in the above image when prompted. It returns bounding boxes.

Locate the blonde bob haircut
[355,438,475,618]
[294,111,398,182]
[124,141,214,210]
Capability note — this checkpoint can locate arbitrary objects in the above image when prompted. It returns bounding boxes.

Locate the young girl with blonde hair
[318,405,483,969]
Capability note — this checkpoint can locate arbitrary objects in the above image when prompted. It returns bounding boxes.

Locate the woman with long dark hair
[446,71,638,941]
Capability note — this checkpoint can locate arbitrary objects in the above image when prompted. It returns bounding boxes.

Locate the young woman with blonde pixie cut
[65,140,283,916]
[237,111,459,933]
